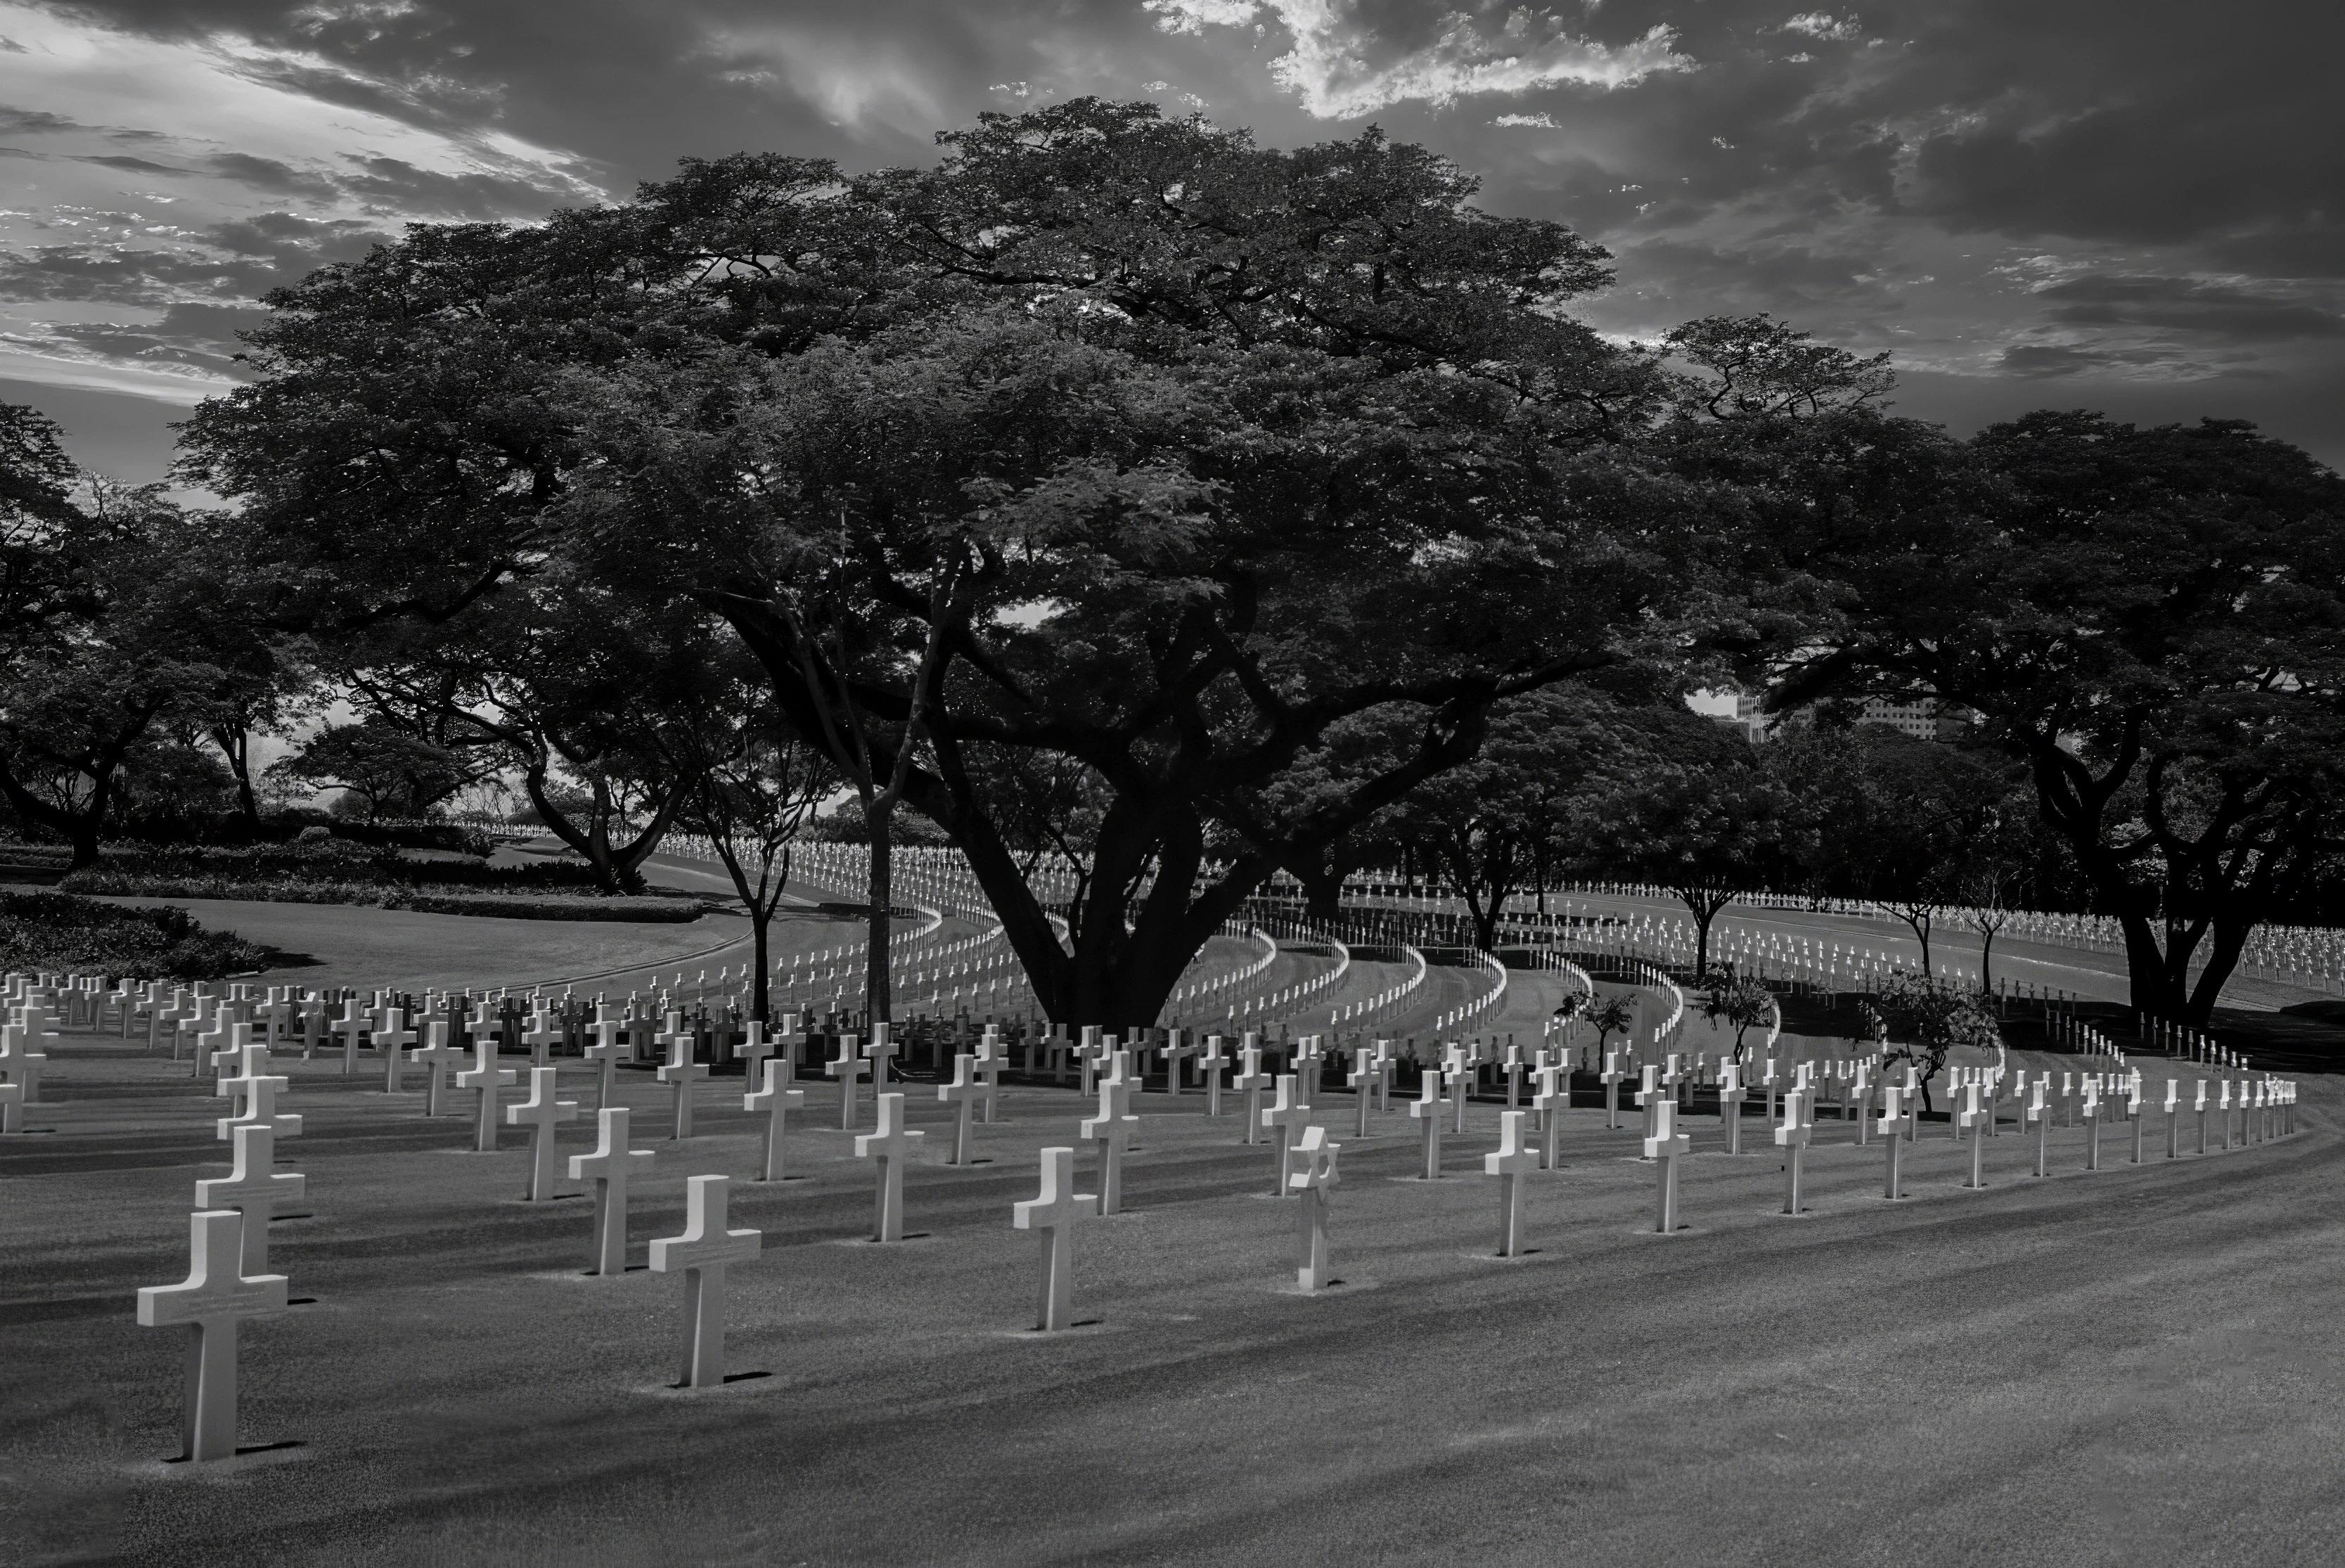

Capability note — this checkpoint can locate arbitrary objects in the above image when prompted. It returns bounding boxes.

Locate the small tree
[677,714,838,1024]
[1700,964,1776,1062]
[1860,971,2000,1114]
[1587,994,1639,1057]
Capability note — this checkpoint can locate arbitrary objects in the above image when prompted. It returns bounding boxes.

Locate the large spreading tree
[182,101,1737,1024]
[1756,409,2345,1023]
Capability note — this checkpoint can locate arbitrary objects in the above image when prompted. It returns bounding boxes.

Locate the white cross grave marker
[1409,1062,1445,1179]
[456,1032,518,1153]
[507,1067,580,1201]
[745,1058,807,1183]
[656,1015,709,1140]
[939,1053,986,1167]
[569,1107,655,1275]
[1645,1100,1690,1234]
[1290,1125,1339,1292]
[1485,1110,1539,1258]
[136,1209,289,1463]
[1015,1147,1096,1331]
[856,1091,925,1241]
[649,1174,762,1389]
[195,1124,305,1276]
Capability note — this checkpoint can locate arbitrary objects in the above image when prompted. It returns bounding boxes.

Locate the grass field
[4,1007,2333,1567]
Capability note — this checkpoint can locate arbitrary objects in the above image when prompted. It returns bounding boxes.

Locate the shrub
[385,892,703,923]
[60,840,616,896]
[0,891,270,979]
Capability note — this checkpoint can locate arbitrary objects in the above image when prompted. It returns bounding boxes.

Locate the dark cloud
[2034,276,2345,343]
[40,300,269,376]
[198,211,390,263]
[205,151,342,200]
[0,243,282,305]
[334,155,575,219]
[0,105,94,134]
[0,212,390,309]
[72,152,188,174]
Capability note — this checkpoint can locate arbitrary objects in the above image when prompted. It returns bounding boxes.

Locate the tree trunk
[1298,862,1346,923]
[751,908,771,1024]
[866,818,893,1026]
[212,726,260,833]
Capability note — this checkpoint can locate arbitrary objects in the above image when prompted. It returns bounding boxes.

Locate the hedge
[0,892,271,980]
[49,874,702,923]
[63,840,614,894]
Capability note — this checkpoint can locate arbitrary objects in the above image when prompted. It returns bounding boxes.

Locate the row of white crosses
[103,950,2306,1456]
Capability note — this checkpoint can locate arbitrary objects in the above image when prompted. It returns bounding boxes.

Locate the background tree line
[3,98,2340,1029]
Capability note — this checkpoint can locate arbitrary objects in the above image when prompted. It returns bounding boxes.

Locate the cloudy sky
[1,0,2337,482]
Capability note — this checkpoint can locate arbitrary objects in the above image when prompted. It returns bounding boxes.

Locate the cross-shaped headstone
[1485,1109,1539,1258]
[854,1091,925,1242]
[1198,1034,1230,1118]
[522,1007,563,1067]
[939,1053,987,1167]
[1443,1043,1475,1134]
[1077,1066,1142,1216]
[1960,1081,1990,1188]
[1598,1050,1627,1130]
[569,1107,655,1275]
[1880,1084,1913,1195]
[1346,1047,1377,1139]
[1015,1146,1096,1331]
[1717,1060,1745,1157]
[826,1034,870,1131]
[200,1017,248,1079]
[1530,1055,1568,1169]
[506,1066,580,1200]
[323,999,364,1077]
[1775,1086,1813,1215]
[195,1122,305,1275]
[412,1022,466,1118]
[1290,1124,1340,1292]
[1260,1074,1313,1198]
[215,1059,299,1143]
[1408,1063,1445,1179]
[649,1174,762,1389]
[656,1014,710,1140]
[372,1008,418,1092]
[136,1208,289,1463]
[745,1058,808,1182]
[1231,1047,1269,1146]
[1645,1100,1690,1234]
[584,1013,628,1111]
[733,1020,775,1089]
[1161,1029,1194,1098]
[2081,1077,2105,1171]
[863,1022,899,1088]
[456,1033,518,1153]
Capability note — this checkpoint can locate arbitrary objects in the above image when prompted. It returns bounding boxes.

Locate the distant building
[1721,691,1773,742]
[1708,691,1974,745]
[1856,696,1940,740]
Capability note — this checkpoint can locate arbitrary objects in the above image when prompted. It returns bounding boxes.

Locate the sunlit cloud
[1143,1,1692,118]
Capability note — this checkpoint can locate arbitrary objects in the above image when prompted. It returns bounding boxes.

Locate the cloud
[25,300,269,380]
[1775,13,1861,41]
[1493,111,1557,128]
[2033,274,2345,342]
[1996,342,2237,380]
[73,152,187,174]
[0,105,95,134]
[1143,1,1692,118]
[205,150,342,199]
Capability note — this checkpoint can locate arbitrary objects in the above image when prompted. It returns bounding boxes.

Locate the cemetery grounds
[5,859,2341,1567]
